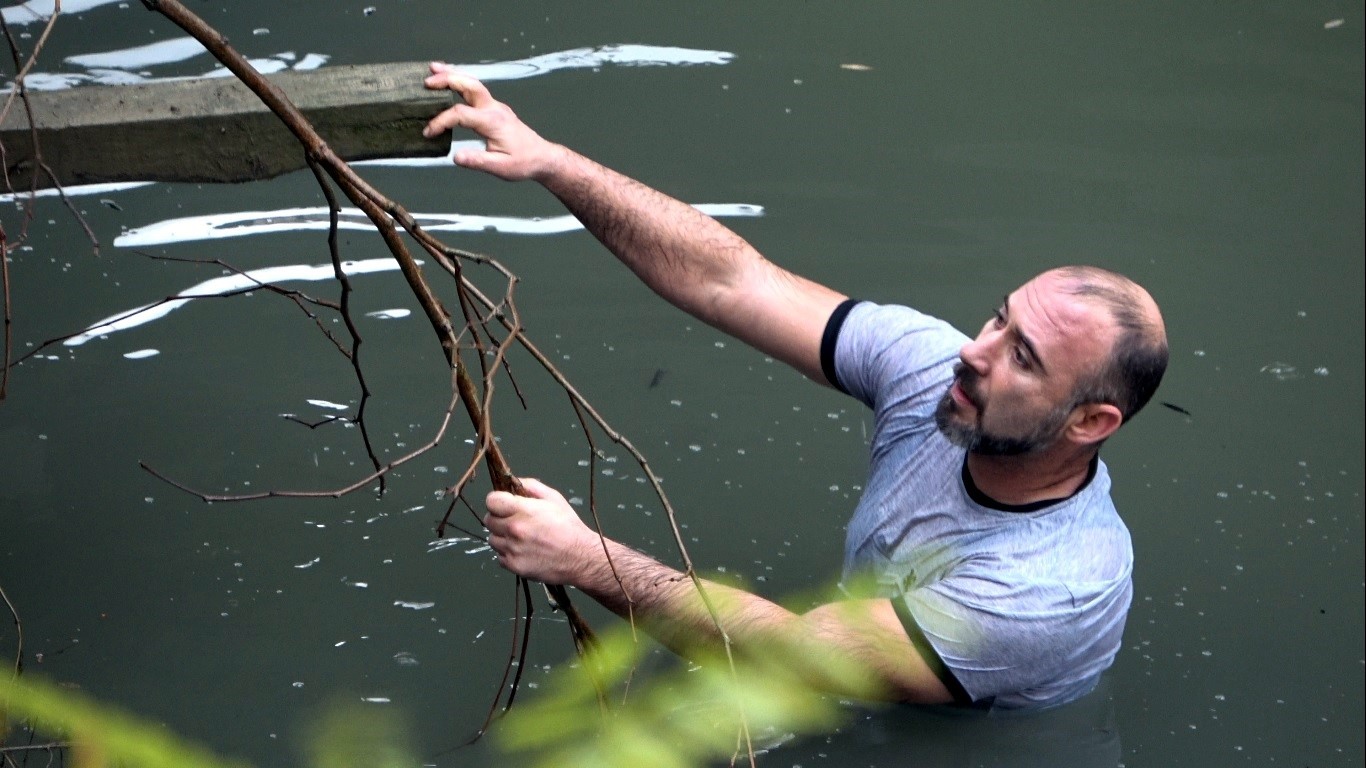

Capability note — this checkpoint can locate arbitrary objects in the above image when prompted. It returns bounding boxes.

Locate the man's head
[935,266,1167,457]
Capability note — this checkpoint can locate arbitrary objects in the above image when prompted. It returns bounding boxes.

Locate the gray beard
[933,383,1071,457]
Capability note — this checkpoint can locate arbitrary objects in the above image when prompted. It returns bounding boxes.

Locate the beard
[934,364,1073,456]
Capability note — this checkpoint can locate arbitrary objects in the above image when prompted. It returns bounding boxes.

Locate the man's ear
[1067,403,1124,446]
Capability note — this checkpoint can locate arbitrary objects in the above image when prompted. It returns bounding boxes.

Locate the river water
[2,2,1362,766]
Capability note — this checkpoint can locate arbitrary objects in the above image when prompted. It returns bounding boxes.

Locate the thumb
[452,147,503,174]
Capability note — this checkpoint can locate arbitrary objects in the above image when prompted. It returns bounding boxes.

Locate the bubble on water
[1216,491,1228,499]
[1314,367,1329,376]
[393,652,419,666]
[292,681,304,688]
[688,444,702,452]
[1259,362,1300,381]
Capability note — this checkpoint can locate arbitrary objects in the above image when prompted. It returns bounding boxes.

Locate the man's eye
[1013,346,1030,368]
[992,310,1007,328]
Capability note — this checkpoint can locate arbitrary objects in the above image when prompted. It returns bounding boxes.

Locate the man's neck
[965,448,1098,508]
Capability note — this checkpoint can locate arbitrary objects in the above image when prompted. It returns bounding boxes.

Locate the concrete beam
[2,62,454,190]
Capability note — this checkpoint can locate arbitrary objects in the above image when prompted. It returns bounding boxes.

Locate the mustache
[951,363,984,409]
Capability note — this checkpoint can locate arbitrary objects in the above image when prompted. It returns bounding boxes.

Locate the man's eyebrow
[1003,294,1048,375]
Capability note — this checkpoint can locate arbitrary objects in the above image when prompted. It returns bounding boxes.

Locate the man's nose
[959,335,993,374]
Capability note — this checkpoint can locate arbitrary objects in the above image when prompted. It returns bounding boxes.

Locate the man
[422,63,1167,709]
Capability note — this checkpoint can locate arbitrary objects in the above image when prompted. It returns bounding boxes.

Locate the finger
[485,489,520,518]
[517,477,565,504]
[422,103,480,138]
[451,147,504,174]
[423,70,496,109]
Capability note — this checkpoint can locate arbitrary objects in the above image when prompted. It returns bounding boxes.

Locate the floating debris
[1324,18,1344,29]
[123,349,159,359]
[840,63,873,71]
[1161,401,1193,417]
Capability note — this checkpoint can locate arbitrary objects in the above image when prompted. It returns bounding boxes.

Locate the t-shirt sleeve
[822,301,968,413]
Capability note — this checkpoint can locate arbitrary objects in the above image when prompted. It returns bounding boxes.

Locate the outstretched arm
[484,479,955,704]
[424,64,848,385]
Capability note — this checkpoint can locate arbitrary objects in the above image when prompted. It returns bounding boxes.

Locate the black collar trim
[961,453,1099,513]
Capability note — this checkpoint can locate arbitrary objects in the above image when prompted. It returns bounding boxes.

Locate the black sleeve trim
[892,596,977,707]
[819,298,862,395]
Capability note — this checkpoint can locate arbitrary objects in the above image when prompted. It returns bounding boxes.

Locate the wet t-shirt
[821,300,1133,709]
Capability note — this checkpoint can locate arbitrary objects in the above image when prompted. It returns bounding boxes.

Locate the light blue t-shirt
[824,301,1133,709]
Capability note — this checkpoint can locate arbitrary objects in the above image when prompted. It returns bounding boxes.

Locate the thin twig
[1,582,21,676]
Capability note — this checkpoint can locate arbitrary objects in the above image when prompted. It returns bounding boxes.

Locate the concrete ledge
[2,61,454,189]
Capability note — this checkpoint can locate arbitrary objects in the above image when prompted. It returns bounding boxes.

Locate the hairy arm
[424,64,847,383]
[485,479,955,704]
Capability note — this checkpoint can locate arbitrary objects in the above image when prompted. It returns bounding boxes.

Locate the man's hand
[423,62,562,182]
[484,478,599,585]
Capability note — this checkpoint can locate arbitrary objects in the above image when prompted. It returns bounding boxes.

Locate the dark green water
[2,2,1362,766]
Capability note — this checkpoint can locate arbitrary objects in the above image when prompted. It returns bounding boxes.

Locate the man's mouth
[950,379,976,410]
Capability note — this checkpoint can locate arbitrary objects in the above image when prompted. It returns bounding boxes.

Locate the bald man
[423,63,1168,709]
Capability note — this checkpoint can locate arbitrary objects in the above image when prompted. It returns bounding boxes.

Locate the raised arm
[484,478,955,704]
[423,63,848,384]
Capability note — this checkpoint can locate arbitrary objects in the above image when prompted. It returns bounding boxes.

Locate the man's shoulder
[840,302,969,350]
[829,302,967,406]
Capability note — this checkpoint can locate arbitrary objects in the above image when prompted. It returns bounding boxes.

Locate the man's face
[935,273,1116,456]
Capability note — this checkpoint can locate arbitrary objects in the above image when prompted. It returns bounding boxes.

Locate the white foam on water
[306,399,349,411]
[2,0,123,25]
[457,44,734,82]
[65,37,208,69]
[63,257,415,346]
[0,181,154,203]
[116,204,762,247]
